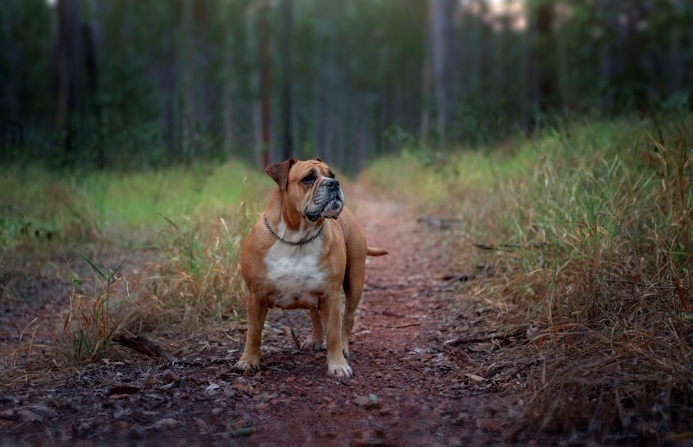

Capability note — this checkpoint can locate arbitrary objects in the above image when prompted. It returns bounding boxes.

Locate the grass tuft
[137,207,252,333]
[59,250,129,362]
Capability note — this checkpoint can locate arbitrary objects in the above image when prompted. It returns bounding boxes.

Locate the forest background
[2,0,692,173]
[2,1,693,442]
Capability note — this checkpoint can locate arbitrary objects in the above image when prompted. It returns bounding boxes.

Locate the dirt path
[0,185,520,446]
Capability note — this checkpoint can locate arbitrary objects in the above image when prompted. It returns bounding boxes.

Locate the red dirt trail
[1,184,536,446]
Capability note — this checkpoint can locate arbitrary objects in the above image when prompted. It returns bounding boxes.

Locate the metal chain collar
[263,214,324,247]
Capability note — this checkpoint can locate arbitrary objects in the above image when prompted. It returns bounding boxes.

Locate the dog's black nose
[323,178,340,190]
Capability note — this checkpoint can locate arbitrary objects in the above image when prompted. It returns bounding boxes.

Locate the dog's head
[266,158,344,222]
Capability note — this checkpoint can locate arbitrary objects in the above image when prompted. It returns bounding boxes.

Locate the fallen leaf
[465,373,485,382]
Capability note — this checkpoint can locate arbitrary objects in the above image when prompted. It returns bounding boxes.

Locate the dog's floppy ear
[266,159,297,190]
[312,157,323,163]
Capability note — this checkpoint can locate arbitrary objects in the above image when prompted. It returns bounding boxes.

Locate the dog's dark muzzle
[305,178,344,221]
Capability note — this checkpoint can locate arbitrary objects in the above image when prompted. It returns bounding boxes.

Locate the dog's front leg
[322,289,352,378]
[234,294,268,371]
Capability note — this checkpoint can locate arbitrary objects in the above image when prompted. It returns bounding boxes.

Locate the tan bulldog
[234,158,387,378]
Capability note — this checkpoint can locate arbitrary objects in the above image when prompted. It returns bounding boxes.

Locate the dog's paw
[327,361,353,378]
[301,339,325,351]
[234,358,259,371]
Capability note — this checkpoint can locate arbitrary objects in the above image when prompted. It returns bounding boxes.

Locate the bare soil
[0,185,679,446]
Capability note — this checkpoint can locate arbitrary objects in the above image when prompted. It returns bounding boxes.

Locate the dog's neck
[266,190,323,243]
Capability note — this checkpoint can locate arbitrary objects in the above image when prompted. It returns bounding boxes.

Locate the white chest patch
[264,239,325,309]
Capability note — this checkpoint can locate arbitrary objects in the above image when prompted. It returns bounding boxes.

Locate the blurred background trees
[1,0,691,173]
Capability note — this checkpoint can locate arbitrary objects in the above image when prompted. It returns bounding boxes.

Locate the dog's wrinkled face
[266,158,344,222]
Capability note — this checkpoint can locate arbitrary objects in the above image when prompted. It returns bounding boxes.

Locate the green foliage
[0,160,269,264]
[3,1,690,171]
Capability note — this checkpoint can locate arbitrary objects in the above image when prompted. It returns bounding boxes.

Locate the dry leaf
[465,373,485,382]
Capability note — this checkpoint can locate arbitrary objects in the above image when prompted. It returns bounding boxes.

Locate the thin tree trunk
[312,77,322,158]
[335,92,346,170]
[322,48,337,163]
[420,1,432,146]
[197,1,214,154]
[351,99,365,173]
[246,5,263,169]
[597,0,625,114]
[162,27,178,162]
[280,0,294,161]
[54,0,80,167]
[260,0,271,168]
[87,0,104,168]
[223,67,234,158]
[430,0,453,145]
[182,0,197,166]
[521,5,537,136]
[536,0,556,122]
[667,0,686,97]
[4,0,23,149]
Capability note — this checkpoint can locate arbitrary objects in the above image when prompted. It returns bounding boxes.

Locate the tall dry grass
[133,208,252,334]
[365,117,693,440]
[511,121,693,437]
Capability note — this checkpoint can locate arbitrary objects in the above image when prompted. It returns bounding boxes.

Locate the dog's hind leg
[341,265,365,359]
[301,309,325,351]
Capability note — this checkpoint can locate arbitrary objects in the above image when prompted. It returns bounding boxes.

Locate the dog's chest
[264,242,325,309]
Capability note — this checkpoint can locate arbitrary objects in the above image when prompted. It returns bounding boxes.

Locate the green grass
[0,160,270,258]
[1,160,269,367]
[364,116,693,439]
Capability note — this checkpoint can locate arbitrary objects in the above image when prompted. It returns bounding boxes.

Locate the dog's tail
[367,247,388,257]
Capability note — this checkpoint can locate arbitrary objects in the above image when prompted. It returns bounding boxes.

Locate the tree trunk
[4,0,23,150]
[312,43,327,160]
[54,0,80,167]
[197,0,214,155]
[597,0,625,114]
[162,27,178,162]
[86,0,104,168]
[420,0,434,146]
[430,0,453,146]
[280,0,294,161]
[182,0,197,166]
[260,0,271,168]
[521,5,537,136]
[335,92,346,170]
[322,47,337,164]
[535,0,557,123]
[245,4,264,169]
[222,65,234,159]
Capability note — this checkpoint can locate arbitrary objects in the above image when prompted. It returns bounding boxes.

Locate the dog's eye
[301,175,316,185]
